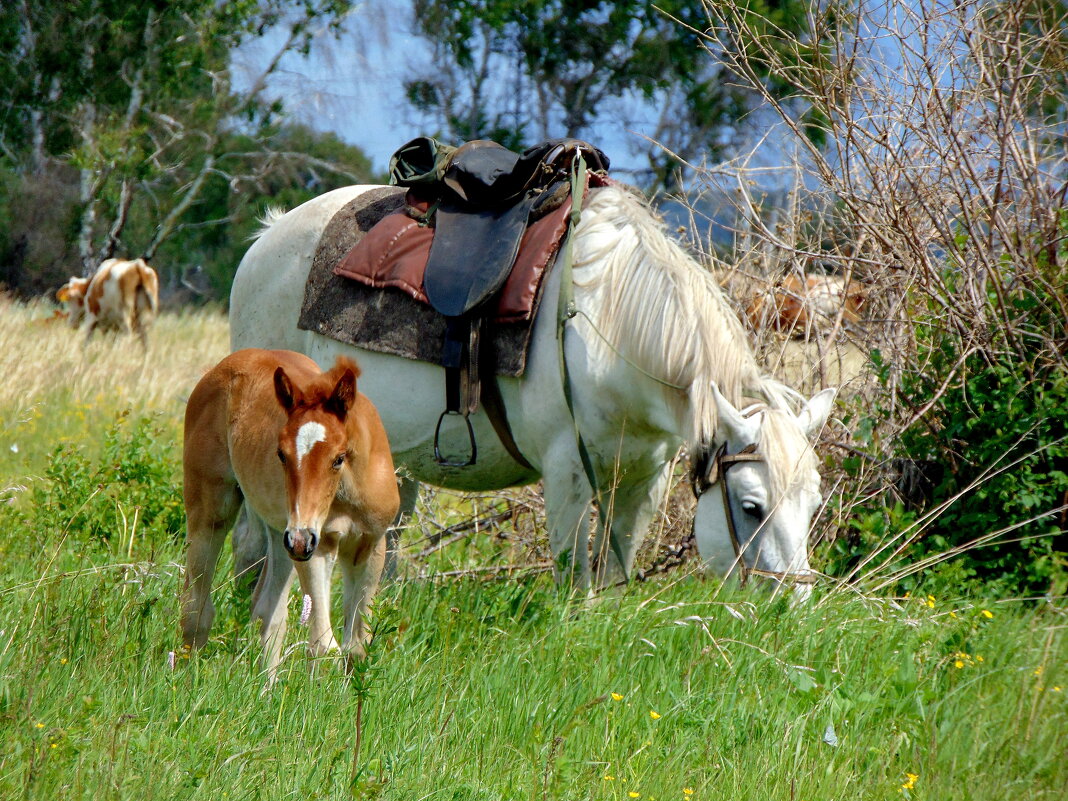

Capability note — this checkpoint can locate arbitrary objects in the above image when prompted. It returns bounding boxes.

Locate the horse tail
[250,206,288,241]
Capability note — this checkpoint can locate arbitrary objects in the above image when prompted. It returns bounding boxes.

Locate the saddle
[384,136,610,467]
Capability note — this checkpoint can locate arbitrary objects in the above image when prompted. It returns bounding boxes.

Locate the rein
[694,440,818,588]
[556,152,631,576]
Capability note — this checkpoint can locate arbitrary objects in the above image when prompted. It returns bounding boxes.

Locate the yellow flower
[649,710,661,720]
[684,790,695,796]
[949,611,958,619]
[60,658,68,665]
[50,743,57,749]
[35,722,44,729]
[954,660,964,669]
[981,609,993,619]
[976,655,984,663]
[629,793,641,799]
[1034,666,1044,677]
[611,692,624,701]
[925,595,935,609]
[1052,686,1062,692]
[604,775,615,781]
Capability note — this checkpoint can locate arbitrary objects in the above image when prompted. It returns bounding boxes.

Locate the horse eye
[741,501,764,520]
[277,449,286,465]
[332,453,346,470]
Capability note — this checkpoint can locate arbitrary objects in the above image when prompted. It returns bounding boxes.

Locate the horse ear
[326,369,356,420]
[711,381,759,444]
[798,387,837,438]
[274,367,298,412]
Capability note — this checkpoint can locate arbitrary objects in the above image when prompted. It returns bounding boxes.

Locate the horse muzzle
[283,527,319,561]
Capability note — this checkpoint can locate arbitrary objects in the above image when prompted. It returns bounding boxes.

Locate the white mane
[571,184,798,448]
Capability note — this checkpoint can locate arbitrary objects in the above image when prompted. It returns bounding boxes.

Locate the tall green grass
[0,300,1064,799]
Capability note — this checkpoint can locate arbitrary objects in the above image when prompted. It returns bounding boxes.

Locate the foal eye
[332,453,346,470]
[277,449,286,465]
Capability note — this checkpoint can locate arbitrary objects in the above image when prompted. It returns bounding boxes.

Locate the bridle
[691,441,818,588]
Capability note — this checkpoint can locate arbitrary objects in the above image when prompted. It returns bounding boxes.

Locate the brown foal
[180,349,399,680]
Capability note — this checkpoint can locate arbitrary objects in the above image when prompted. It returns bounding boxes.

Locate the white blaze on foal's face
[295,421,327,467]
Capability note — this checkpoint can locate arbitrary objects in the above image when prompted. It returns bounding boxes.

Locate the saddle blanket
[297,186,574,376]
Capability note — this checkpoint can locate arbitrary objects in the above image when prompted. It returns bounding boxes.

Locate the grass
[0,300,1065,799]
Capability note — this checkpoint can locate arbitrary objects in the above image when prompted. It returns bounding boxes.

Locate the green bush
[890,345,1068,595]
[4,412,184,551]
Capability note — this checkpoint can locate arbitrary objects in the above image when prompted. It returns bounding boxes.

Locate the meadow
[0,300,1064,800]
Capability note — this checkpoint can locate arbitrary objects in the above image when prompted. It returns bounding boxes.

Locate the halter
[692,441,818,588]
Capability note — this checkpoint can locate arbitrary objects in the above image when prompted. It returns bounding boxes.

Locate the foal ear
[274,367,298,412]
[325,369,357,420]
[798,387,837,438]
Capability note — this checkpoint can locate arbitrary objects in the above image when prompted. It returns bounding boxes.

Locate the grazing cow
[746,273,866,338]
[57,258,160,346]
[180,349,399,682]
[55,276,90,328]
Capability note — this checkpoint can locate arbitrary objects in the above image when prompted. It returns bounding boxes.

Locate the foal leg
[293,546,341,659]
[180,478,241,649]
[340,534,387,667]
[232,504,267,597]
[251,529,296,683]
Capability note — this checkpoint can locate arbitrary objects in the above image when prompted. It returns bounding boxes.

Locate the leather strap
[555,154,631,577]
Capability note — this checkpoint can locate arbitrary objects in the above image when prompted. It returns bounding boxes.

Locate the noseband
[692,441,818,588]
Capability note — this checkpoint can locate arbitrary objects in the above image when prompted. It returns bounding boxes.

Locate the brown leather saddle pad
[297,186,573,376]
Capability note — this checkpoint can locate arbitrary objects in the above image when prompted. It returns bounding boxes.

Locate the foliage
[691,0,1068,595]
[405,0,828,189]
[3,413,184,550]
[0,0,375,300]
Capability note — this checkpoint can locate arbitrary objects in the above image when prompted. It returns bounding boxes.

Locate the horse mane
[752,405,820,503]
[572,184,800,447]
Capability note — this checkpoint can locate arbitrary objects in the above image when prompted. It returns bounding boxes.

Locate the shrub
[4,412,184,551]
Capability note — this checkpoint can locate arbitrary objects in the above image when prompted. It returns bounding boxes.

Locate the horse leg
[594,463,674,588]
[180,477,242,649]
[340,533,387,668]
[543,450,594,592]
[383,474,418,579]
[251,530,296,683]
[293,547,340,659]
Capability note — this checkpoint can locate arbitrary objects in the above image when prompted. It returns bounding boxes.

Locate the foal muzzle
[283,527,318,561]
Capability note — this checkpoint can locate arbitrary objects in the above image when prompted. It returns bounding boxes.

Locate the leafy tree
[0,0,372,298]
[404,0,823,189]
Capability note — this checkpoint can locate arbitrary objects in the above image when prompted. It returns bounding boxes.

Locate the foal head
[273,356,361,561]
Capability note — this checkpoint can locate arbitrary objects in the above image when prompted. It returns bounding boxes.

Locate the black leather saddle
[388,136,609,466]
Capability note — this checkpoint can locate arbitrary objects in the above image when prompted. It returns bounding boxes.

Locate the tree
[404,0,823,190]
[0,0,370,297]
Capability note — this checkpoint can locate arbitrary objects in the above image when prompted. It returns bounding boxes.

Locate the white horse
[229,183,836,591]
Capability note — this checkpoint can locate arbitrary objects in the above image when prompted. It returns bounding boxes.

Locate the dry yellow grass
[0,296,229,472]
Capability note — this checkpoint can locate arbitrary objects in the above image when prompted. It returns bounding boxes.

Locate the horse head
[691,384,836,596]
[273,356,362,561]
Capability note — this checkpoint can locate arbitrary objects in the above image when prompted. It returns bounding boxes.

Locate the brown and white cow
[745,273,866,339]
[57,258,160,346]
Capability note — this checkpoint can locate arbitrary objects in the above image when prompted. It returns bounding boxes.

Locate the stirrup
[433,410,477,467]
